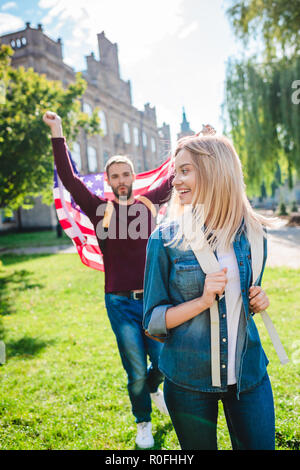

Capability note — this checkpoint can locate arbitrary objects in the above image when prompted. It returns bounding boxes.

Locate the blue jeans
[105,293,164,423]
[164,373,275,450]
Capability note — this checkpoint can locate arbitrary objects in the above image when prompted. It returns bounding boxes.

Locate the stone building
[0,22,171,231]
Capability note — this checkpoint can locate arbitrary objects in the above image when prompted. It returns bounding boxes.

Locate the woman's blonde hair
[167,133,275,251]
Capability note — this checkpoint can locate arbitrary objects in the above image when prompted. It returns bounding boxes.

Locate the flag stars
[86,180,94,188]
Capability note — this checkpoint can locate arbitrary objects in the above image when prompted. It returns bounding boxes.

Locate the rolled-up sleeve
[143,228,173,338]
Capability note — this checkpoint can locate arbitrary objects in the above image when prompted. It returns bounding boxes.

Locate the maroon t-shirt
[51,138,173,293]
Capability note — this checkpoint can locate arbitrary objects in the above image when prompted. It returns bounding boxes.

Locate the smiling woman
[143,131,277,450]
[169,133,274,252]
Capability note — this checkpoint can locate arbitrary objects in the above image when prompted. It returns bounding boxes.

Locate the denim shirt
[143,221,269,395]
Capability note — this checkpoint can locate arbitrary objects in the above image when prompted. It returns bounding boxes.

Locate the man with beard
[43,111,172,449]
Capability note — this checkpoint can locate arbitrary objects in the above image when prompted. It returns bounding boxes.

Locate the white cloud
[1,2,17,11]
[34,0,238,141]
[0,12,23,35]
[178,20,198,39]
[38,0,186,66]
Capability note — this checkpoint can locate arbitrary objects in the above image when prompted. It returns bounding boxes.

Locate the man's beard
[112,184,133,201]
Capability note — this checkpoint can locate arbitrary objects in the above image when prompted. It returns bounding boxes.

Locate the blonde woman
[143,133,275,450]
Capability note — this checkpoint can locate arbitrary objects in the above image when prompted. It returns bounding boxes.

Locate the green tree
[0,45,100,212]
[223,1,300,195]
[223,55,300,194]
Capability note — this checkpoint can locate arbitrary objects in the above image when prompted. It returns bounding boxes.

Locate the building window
[151,137,156,153]
[136,158,142,172]
[72,142,81,171]
[103,151,110,165]
[10,37,27,49]
[123,122,131,144]
[83,102,92,116]
[1,209,15,223]
[98,110,107,136]
[87,146,97,172]
[142,132,147,148]
[133,127,139,147]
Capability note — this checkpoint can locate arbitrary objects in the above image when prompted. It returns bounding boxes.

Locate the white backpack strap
[102,200,114,229]
[102,196,157,231]
[190,241,222,387]
[136,195,157,218]
[247,227,289,365]
[260,311,289,364]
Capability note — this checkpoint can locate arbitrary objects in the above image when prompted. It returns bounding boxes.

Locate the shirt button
[222,338,227,343]
[222,314,226,318]
[222,364,226,369]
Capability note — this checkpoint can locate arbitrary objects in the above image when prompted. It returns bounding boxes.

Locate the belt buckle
[132,291,141,300]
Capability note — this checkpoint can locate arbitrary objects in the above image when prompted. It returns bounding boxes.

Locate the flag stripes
[53,152,171,271]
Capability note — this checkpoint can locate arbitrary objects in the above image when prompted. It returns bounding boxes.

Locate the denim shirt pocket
[174,255,205,300]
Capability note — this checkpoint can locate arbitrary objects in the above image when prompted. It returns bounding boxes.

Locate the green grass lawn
[0,253,299,450]
[0,230,72,250]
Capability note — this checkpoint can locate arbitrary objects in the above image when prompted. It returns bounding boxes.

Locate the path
[1,222,300,268]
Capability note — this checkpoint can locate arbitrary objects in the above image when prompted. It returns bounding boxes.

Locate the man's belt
[114,291,144,300]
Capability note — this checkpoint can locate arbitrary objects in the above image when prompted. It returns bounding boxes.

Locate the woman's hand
[249,286,270,313]
[43,111,63,138]
[165,268,228,330]
[202,268,228,309]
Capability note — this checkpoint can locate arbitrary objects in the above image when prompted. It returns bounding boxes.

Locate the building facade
[0,23,171,231]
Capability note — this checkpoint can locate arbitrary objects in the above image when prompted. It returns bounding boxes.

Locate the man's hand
[201,124,216,136]
[249,286,270,313]
[43,111,63,138]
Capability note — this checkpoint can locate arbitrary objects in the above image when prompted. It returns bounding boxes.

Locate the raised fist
[43,111,61,127]
[43,111,63,137]
[201,124,216,136]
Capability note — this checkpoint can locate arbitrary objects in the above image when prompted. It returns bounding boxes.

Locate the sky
[0,0,243,147]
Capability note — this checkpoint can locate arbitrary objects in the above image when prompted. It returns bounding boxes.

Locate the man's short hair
[105,155,135,177]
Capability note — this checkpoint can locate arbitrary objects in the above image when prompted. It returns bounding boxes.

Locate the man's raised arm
[43,111,104,223]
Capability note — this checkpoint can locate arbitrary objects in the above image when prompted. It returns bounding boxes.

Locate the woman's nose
[172,173,181,186]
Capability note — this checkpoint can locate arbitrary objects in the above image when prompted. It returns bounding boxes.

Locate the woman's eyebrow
[178,163,193,169]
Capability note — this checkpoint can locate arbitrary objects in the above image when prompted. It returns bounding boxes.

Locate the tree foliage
[0,45,100,211]
[226,0,300,59]
[224,55,300,194]
[223,1,300,195]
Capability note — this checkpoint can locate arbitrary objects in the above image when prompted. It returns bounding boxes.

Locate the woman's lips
[177,188,191,197]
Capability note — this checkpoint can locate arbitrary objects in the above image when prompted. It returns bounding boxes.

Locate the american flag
[53,150,172,271]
